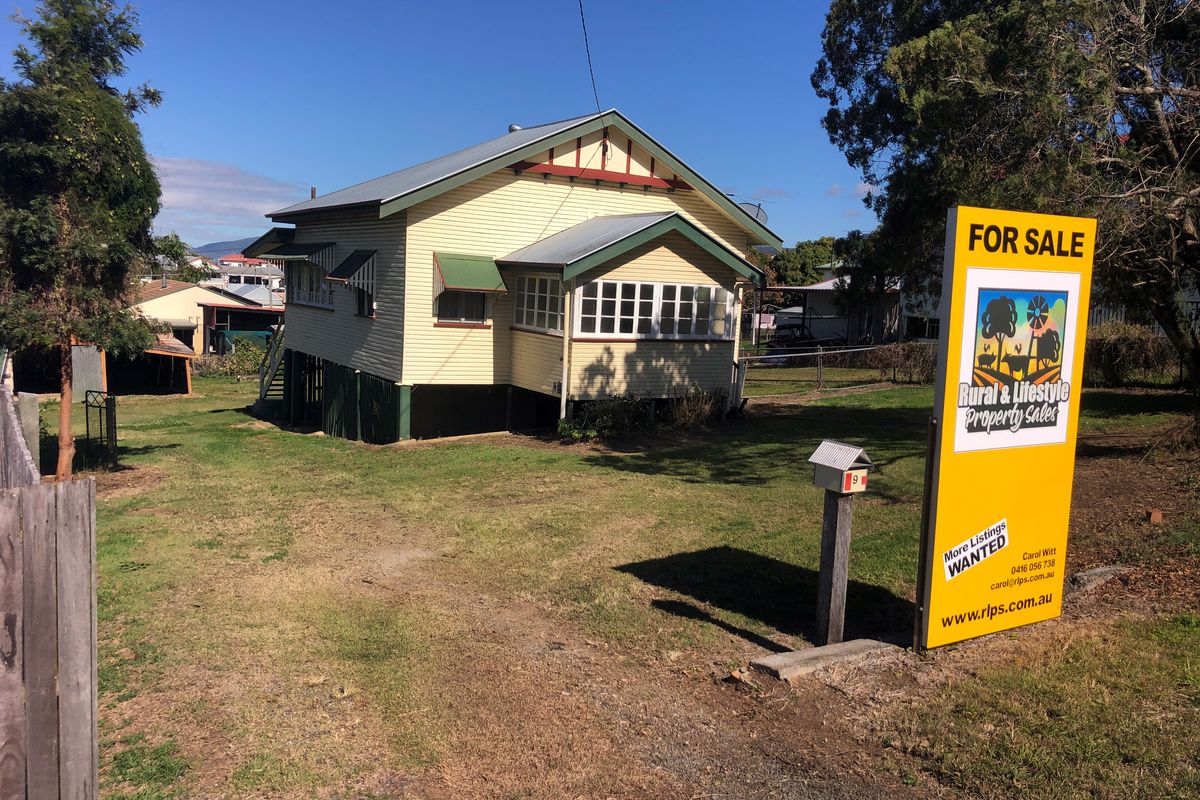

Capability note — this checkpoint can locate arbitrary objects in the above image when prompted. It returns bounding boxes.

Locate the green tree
[814,0,1200,424]
[767,236,837,287]
[154,233,213,283]
[0,0,162,478]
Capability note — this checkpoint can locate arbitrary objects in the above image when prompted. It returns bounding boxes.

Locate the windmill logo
[957,287,1072,436]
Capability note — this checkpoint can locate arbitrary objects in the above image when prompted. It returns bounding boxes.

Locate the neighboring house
[133,279,259,354]
[788,264,902,344]
[246,109,779,441]
[203,253,285,292]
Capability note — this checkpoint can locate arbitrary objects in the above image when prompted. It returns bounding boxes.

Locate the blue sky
[0,0,875,248]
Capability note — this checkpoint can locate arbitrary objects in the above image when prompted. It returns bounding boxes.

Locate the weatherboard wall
[511,328,563,396]
[569,340,735,400]
[402,170,750,386]
[285,211,407,383]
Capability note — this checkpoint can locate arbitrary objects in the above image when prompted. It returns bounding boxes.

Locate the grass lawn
[42,377,1197,798]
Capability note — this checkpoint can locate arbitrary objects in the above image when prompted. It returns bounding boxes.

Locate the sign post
[915,206,1096,651]
[809,440,871,645]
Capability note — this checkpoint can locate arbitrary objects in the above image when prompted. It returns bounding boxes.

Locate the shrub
[192,337,265,379]
[666,385,727,429]
[864,342,937,384]
[558,386,727,442]
[1084,322,1178,387]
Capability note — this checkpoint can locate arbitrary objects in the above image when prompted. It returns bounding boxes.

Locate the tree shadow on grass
[586,403,930,486]
[617,545,913,646]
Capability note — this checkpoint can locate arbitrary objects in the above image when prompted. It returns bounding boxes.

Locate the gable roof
[267,110,783,249]
[498,212,765,286]
[134,279,197,304]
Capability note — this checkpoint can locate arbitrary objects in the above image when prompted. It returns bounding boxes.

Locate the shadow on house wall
[573,340,735,400]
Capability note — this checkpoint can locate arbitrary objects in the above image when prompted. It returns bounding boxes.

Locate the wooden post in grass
[808,440,872,646]
[816,490,854,645]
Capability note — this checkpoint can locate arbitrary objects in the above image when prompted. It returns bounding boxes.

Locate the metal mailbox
[808,440,872,495]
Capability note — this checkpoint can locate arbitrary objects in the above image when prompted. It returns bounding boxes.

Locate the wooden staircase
[254,326,286,415]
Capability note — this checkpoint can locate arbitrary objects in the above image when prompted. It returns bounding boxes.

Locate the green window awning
[433,252,507,296]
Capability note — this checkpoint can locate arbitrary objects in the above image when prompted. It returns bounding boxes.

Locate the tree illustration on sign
[981,296,1018,373]
[1035,328,1061,370]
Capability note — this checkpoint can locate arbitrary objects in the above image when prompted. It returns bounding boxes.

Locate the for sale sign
[916,206,1095,650]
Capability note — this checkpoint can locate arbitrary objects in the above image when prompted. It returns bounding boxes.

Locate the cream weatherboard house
[248,110,780,441]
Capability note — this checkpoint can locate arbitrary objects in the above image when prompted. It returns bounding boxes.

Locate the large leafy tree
[767,236,837,287]
[0,0,162,478]
[814,0,1200,422]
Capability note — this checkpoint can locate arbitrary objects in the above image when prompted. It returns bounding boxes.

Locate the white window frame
[573,279,736,341]
[284,259,334,309]
[512,275,563,334]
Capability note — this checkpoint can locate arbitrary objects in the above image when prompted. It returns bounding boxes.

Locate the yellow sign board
[916,206,1096,650]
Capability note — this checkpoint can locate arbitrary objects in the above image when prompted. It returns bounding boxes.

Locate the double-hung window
[513,276,563,333]
[575,280,735,340]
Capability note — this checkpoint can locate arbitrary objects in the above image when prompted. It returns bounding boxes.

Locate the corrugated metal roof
[499,212,675,266]
[808,440,871,470]
[271,112,603,217]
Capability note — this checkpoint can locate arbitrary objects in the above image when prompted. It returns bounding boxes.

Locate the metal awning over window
[260,241,335,261]
[433,252,507,298]
[326,249,376,283]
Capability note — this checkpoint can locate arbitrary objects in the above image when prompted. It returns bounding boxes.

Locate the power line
[577,0,602,114]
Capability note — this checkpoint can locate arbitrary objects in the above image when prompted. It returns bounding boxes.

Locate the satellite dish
[738,201,769,225]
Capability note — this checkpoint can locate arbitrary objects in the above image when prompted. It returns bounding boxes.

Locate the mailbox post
[808,440,872,645]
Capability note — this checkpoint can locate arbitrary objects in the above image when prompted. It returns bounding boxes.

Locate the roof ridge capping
[269,111,606,217]
[267,110,782,250]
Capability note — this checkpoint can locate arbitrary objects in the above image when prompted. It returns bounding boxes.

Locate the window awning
[326,249,377,283]
[433,252,507,297]
[259,241,335,260]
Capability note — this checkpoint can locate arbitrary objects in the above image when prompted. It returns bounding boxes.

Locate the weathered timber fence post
[16,394,39,476]
[1,385,97,800]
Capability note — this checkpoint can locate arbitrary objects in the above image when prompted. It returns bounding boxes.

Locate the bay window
[513,276,563,333]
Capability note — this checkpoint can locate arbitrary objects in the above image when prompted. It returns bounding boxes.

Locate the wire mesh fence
[738,345,895,398]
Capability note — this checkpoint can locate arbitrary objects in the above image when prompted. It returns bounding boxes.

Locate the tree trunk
[1149,294,1200,438]
[55,343,74,480]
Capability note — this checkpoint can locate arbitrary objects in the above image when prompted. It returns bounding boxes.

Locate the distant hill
[191,237,257,259]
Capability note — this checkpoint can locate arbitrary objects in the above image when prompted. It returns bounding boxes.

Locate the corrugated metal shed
[808,440,872,471]
[271,113,601,218]
[500,212,673,266]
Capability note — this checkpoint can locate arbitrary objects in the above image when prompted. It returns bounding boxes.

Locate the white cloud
[842,207,863,218]
[825,183,843,197]
[152,156,308,246]
[752,186,793,199]
[853,181,875,198]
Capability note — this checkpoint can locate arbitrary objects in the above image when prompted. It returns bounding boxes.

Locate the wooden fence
[0,385,98,800]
